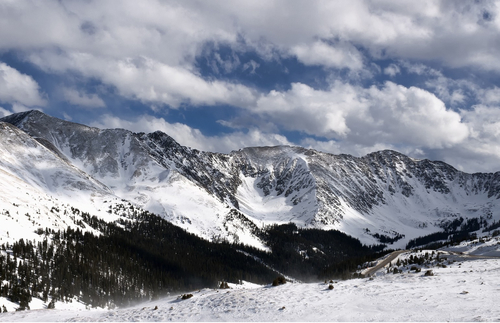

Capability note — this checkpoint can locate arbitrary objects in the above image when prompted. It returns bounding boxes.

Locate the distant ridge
[2,110,500,249]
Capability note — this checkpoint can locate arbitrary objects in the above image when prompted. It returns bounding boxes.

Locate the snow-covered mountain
[2,110,500,249]
[0,120,151,245]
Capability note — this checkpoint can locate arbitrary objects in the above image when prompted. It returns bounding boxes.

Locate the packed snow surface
[2,245,500,322]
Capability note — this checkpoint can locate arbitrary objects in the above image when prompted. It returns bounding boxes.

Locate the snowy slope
[0,121,144,245]
[233,147,500,248]
[2,111,500,249]
[1,239,499,322]
[233,146,318,226]
[1,111,265,248]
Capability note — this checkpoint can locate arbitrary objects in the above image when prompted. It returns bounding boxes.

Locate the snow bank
[1,257,499,322]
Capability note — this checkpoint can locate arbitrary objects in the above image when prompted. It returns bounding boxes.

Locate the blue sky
[1,0,500,172]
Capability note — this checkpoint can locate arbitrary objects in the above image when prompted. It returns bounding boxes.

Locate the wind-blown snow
[1,241,499,322]
[442,238,500,257]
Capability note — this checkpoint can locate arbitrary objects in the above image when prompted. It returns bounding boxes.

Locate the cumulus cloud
[11,103,32,113]
[249,80,500,173]
[1,0,500,113]
[253,81,468,149]
[0,0,254,109]
[0,62,46,107]
[254,82,353,138]
[479,87,500,105]
[399,61,480,108]
[0,107,12,118]
[291,40,364,70]
[2,0,500,110]
[62,88,105,108]
[461,105,500,153]
[28,52,257,108]
[420,104,500,173]
[383,63,400,77]
[252,78,500,173]
[365,83,469,147]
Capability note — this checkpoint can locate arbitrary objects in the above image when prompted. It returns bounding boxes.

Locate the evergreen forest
[0,208,384,310]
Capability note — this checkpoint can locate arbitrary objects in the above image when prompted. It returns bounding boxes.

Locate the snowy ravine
[1,237,499,322]
[2,110,500,249]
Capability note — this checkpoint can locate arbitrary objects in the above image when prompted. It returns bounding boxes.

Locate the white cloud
[29,52,257,109]
[242,60,260,74]
[399,61,479,107]
[254,82,355,138]
[253,81,468,149]
[11,103,32,113]
[0,107,13,118]
[1,0,499,112]
[62,88,105,108]
[461,105,500,151]
[63,112,73,121]
[0,0,254,109]
[426,104,500,173]
[479,87,500,105]
[291,40,364,70]
[0,62,46,107]
[364,83,468,148]
[261,83,500,173]
[383,63,400,77]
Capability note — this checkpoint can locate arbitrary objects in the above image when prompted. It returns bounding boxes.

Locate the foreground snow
[1,254,499,322]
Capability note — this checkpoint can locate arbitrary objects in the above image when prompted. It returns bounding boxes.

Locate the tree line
[0,208,384,310]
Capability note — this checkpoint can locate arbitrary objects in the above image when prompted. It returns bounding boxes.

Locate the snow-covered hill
[1,111,266,248]
[2,110,500,249]
[0,121,150,245]
[1,237,499,322]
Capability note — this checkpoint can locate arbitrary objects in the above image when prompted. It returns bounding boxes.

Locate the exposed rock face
[2,110,500,248]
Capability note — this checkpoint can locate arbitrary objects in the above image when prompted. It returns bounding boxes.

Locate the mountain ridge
[2,110,500,249]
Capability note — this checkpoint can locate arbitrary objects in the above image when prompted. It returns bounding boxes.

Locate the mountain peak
[1,109,500,252]
[0,109,45,127]
[1,109,86,127]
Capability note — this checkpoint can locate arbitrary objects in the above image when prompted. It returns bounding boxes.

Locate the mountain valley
[0,110,500,311]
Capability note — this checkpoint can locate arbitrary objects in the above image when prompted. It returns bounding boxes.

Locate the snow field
[442,235,500,257]
[1,255,499,322]
[0,295,90,313]
[236,173,317,227]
